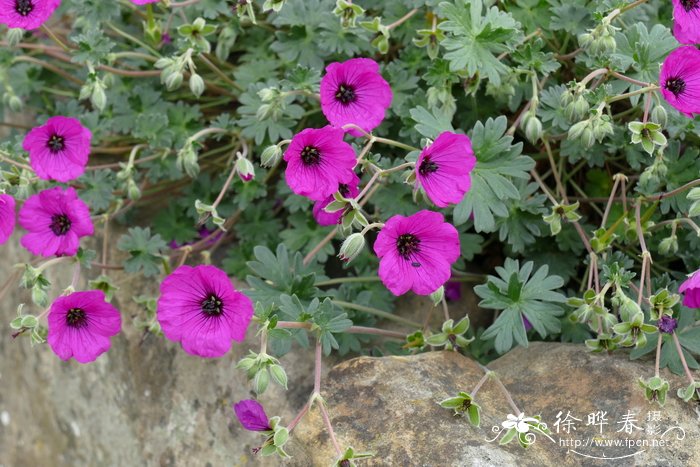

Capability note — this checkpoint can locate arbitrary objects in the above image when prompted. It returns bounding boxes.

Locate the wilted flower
[157,265,254,358]
[19,187,94,257]
[320,58,392,137]
[0,194,16,245]
[23,116,93,182]
[415,132,476,207]
[233,399,272,432]
[0,0,61,30]
[283,126,357,201]
[47,290,122,363]
[657,315,678,334]
[374,210,460,296]
[659,46,700,118]
[672,0,700,45]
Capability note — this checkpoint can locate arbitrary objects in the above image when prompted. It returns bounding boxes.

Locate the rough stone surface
[0,232,317,467]
[295,343,700,466]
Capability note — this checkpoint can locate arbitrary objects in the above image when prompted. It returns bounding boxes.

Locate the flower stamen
[665,77,687,97]
[300,146,322,166]
[15,0,34,16]
[66,307,87,328]
[335,84,356,105]
[201,294,224,317]
[47,134,65,153]
[50,214,71,236]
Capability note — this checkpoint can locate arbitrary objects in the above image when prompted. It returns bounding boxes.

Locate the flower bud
[581,128,595,148]
[578,32,593,48]
[91,84,107,112]
[165,71,184,91]
[6,28,24,47]
[651,105,668,127]
[601,35,617,54]
[260,144,283,167]
[559,89,574,107]
[524,115,543,143]
[257,87,279,102]
[573,96,590,120]
[568,121,588,140]
[8,94,22,112]
[658,235,678,255]
[127,178,141,200]
[235,157,255,182]
[338,233,365,263]
[189,73,205,97]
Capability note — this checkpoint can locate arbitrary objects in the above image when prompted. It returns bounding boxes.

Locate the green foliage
[476,259,566,353]
[453,116,534,232]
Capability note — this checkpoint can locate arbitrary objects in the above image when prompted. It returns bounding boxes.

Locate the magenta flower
[672,0,700,44]
[659,46,700,118]
[19,187,94,257]
[131,0,159,4]
[0,194,16,245]
[679,269,700,308]
[374,210,460,296]
[320,58,393,137]
[312,172,360,226]
[0,0,61,30]
[415,132,476,208]
[157,265,254,358]
[233,400,272,432]
[283,126,357,201]
[47,290,122,364]
[23,116,92,183]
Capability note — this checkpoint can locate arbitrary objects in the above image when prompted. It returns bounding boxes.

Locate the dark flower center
[66,308,88,328]
[335,84,356,105]
[681,0,700,12]
[396,233,421,266]
[50,214,71,236]
[47,134,65,153]
[665,77,686,97]
[201,294,224,317]
[15,0,34,16]
[419,156,439,176]
[339,184,350,197]
[300,146,321,166]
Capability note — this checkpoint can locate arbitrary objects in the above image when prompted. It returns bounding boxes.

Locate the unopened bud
[189,73,205,97]
[91,84,107,111]
[260,144,283,167]
[338,233,365,263]
[524,115,543,143]
[651,106,668,127]
[165,71,184,91]
[8,95,22,112]
[6,28,24,46]
[235,157,255,182]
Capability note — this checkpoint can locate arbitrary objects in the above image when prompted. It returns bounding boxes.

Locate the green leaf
[116,227,167,277]
[438,0,521,85]
[410,105,454,139]
[476,259,566,353]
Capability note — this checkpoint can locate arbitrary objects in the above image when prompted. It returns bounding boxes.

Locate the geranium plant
[1,0,700,463]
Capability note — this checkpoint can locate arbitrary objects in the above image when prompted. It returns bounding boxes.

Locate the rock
[294,343,699,466]
[0,231,317,467]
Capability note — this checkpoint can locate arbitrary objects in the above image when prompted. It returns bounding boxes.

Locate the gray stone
[294,343,700,466]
